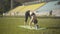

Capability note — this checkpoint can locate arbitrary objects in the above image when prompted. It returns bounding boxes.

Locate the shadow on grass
[47,27,60,29]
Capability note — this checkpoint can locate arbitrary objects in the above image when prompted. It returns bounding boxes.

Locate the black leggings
[25,14,31,22]
[25,16,28,22]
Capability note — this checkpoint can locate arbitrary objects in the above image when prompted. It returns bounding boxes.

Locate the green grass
[0,17,60,34]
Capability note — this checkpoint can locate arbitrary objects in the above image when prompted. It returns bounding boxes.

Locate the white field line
[18,25,46,30]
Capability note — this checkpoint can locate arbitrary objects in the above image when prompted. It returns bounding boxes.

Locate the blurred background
[0,0,60,34]
[0,0,60,17]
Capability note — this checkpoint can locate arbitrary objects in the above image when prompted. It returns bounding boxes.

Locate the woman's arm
[29,16,33,26]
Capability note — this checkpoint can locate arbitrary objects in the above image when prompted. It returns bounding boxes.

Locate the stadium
[0,0,60,34]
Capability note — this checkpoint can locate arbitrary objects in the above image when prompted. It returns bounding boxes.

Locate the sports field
[0,17,60,34]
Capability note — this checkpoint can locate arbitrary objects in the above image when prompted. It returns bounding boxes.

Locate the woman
[29,12,39,29]
[24,10,31,25]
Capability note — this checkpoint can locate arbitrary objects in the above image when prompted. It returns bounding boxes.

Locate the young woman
[29,12,39,29]
[24,10,31,25]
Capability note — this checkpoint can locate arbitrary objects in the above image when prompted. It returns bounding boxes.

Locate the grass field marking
[18,25,46,30]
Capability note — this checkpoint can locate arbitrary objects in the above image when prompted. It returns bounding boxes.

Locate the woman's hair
[31,13,35,16]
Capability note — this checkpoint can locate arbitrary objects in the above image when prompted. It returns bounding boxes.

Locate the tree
[0,0,11,13]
